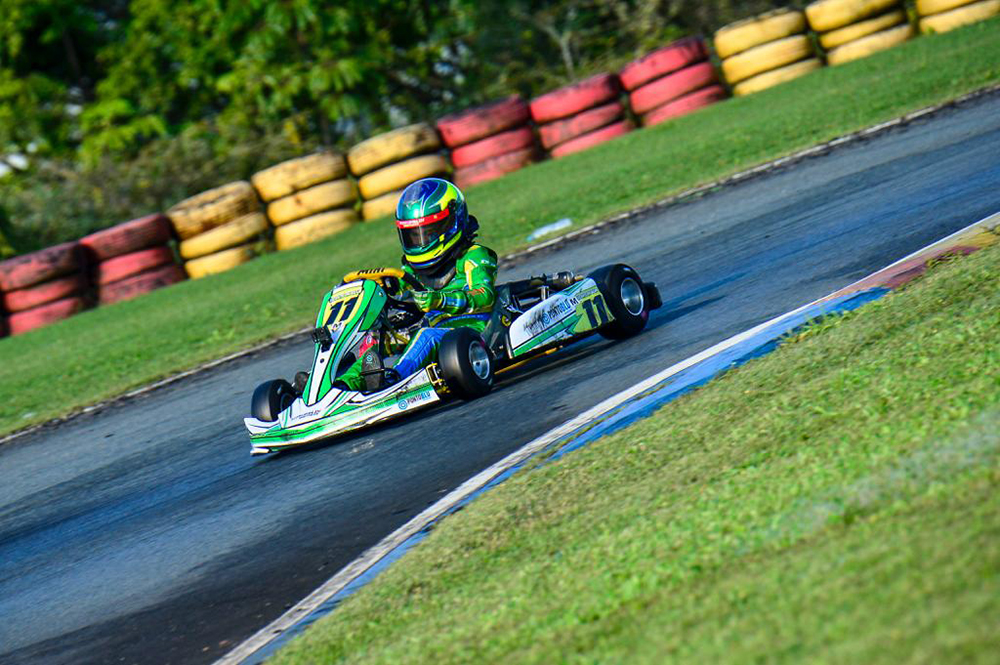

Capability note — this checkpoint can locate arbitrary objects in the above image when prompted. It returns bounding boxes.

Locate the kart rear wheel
[438,328,494,399]
[251,379,296,422]
[589,263,650,340]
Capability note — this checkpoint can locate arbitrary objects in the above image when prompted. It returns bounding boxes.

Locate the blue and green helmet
[395,178,470,271]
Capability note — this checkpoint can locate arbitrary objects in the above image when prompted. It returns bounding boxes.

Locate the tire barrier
[436,96,531,148]
[530,73,620,124]
[253,151,358,249]
[453,147,539,189]
[918,0,1000,32]
[178,212,269,260]
[643,85,728,127]
[81,213,184,306]
[629,61,719,116]
[0,242,82,291]
[99,263,187,306]
[437,96,539,188]
[361,190,404,222]
[805,0,901,32]
[79,214,172,262]
[806,0,913,64]
[168,181,265,277]
[265,180,357,226]
[184,244,255,280]
[251,152,348,202]
[167,181,259,241]
[274,209,360,251]
[0,242,89,334]
[713,9,808,59]
[717,11,820,96]
[619,37,724,127]
[550,120,634,159]
[533,73,632,158]
[7,296,85,336]
[826,22,915,65]
[348,123,444,221]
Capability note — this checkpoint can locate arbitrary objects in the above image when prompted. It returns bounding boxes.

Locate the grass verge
[270,216,1000,664]
[2,19,1000,437]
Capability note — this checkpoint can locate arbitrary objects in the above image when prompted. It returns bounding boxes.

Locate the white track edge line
[216,208,1000,664]
[3,83,998,449]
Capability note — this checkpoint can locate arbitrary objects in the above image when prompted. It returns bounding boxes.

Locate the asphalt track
[2,94,999,665]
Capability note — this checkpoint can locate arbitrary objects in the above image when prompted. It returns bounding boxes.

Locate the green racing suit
[337,243,498,390]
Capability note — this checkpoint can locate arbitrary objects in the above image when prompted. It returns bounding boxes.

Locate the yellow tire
[713,9,807,59]
[250,152,348,202]
[184,244,255,279]
[167,181,259,240]
[721,35,813,85]
[919,0,1000,31]
[265,179,357,226]
[178,212,269,260]
[358,154,449,201]
[347,123,441,176]
[827,23,914,64]
[916,0,976,14]
[806,0,901,32]
[819,9,907,49]
[274,209,358,251]
[361,190,403,221]
[733,58,823,96]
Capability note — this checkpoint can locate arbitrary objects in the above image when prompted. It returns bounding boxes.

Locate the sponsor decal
[523,295,578,337]
[397,390,433,411]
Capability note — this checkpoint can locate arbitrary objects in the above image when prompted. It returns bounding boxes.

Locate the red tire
[95,246,176,285]
[436,96,531,148]
[453,147,538,189]
[450,126,536,169]
[619,37,707,91]
[530,73,620,124]
[1,316,7,338]
[550,120,634,159]
[8,296,85,335]
[80,213,172,262]
[2,273,87,313]
[538,101,625,149]
[628,61,718,115]
[99,263,187,306]
[0,242,82,291]
[642,85,727,127]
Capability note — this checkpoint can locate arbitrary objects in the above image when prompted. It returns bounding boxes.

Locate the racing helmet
[395,178,475,273]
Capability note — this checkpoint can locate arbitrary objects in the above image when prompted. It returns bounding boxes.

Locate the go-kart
[244,263,661,455]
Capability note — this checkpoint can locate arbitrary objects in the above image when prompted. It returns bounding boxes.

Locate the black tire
[588,263,649,340]
[438,327,494,399]
[251,379,296,422]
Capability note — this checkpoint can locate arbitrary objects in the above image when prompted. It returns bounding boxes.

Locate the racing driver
[330,177,498,392]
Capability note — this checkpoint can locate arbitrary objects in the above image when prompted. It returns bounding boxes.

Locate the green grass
[270,224,1000,664]
[2,19,1000,436]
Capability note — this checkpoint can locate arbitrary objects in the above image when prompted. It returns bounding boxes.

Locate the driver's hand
[410,290,444,312]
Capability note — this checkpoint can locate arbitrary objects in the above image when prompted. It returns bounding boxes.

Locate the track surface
[2,96,999,665]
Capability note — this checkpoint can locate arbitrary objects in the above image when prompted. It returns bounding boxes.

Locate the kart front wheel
[438,328,494,400]
[589,263,649,340]
[251,379,296,422]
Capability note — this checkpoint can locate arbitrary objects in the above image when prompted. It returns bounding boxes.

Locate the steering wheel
[385,292,424,329]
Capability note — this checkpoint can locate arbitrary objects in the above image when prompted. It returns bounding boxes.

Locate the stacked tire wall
[349,124,448,221]
[0,243,87,336]
[167,181,266,279]
[252,152,359,251]
[80,214,185,306]
[807,0,914,65]
[619,37,726,128]
[916,0,1000,33]
[532,73,633,159]
[437,96,539,190]
[715,9,823,97]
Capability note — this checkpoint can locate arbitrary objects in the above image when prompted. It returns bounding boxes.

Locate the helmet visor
[397,209,455,254]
